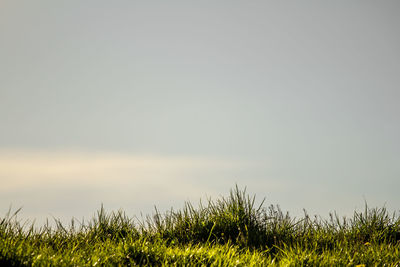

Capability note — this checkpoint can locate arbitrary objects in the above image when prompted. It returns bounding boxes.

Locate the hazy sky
[1,1,399,223]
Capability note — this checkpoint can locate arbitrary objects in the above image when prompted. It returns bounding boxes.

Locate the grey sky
[1,1,399,222]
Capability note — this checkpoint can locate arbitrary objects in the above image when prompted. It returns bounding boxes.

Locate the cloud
[0,149,258,191]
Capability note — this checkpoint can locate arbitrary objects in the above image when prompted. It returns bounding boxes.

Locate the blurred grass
[1,185,400,266]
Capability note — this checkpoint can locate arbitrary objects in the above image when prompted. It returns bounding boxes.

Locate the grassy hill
[1,186,400,266]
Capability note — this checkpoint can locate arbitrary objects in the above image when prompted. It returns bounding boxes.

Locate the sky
[1,1,399,225]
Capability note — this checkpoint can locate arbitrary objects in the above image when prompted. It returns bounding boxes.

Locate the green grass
[1,185,400,266]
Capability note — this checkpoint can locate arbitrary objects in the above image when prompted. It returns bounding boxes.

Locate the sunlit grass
[1,186,400,266]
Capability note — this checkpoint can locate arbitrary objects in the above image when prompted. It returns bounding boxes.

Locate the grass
[1,185,400,266]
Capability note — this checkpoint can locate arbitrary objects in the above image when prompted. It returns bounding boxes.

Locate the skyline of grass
[1,186,400,266]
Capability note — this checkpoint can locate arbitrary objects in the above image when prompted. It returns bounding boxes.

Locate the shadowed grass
[1,186,400,266]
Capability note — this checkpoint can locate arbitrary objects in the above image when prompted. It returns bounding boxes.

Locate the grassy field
[1,186,400,266]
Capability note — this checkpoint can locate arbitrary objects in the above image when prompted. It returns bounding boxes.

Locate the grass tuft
[1,185,399,266]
